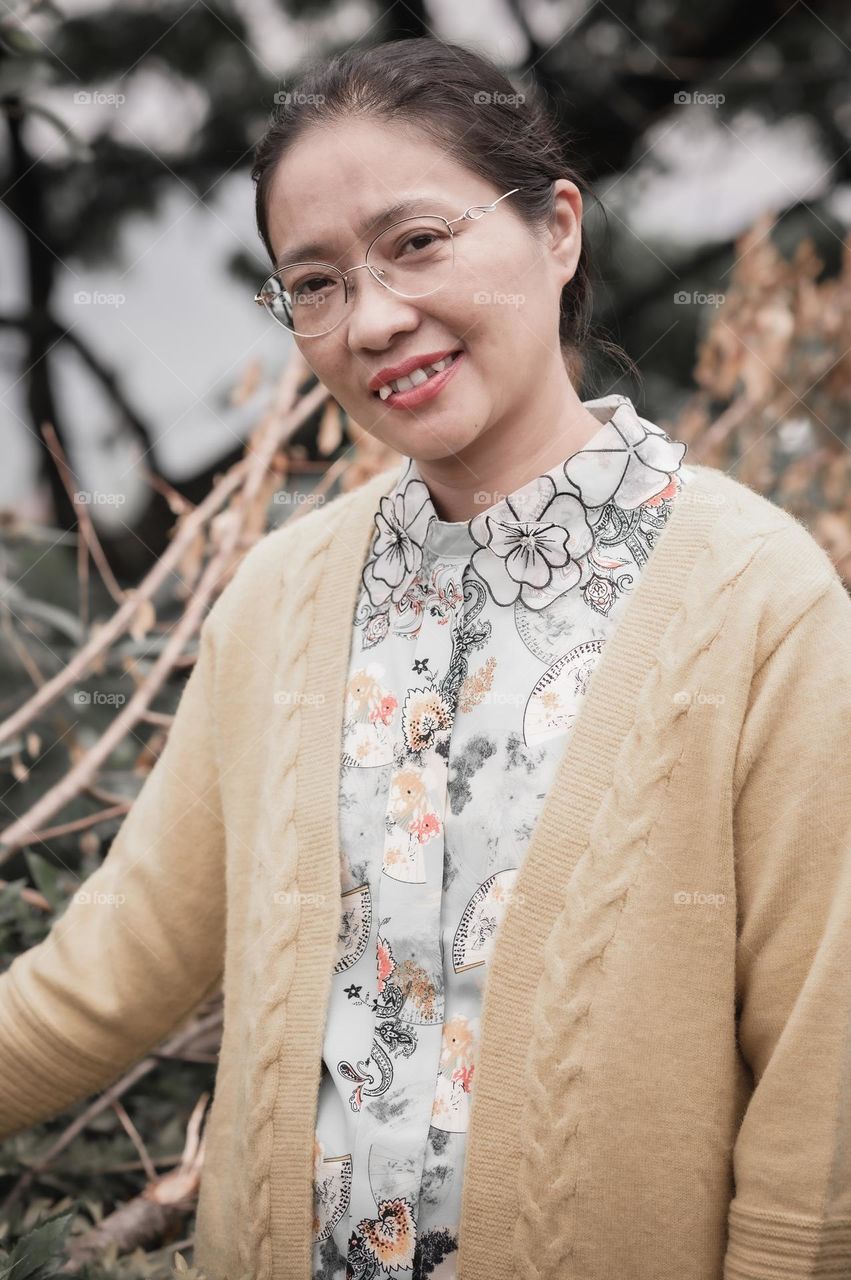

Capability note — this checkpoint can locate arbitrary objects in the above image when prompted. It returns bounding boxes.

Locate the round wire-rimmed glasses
[254,187,522,338]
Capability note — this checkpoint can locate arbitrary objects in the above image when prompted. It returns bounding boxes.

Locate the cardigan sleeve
[724,573,851,1279]
[0,610,226,1141]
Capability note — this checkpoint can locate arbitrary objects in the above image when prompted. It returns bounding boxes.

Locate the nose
[343,264,420,351]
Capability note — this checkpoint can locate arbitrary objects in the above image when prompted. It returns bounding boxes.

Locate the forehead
[264,117,486,264]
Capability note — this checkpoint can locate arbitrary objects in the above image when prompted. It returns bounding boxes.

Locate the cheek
[296,338,343,387]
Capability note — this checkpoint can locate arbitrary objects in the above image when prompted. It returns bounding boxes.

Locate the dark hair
[251,37,639,393]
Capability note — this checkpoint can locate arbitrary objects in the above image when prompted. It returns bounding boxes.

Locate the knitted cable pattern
[511,522,773,1279]
[235,510,349,1280]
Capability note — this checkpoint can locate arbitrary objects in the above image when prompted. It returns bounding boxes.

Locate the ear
[548,179,584,285]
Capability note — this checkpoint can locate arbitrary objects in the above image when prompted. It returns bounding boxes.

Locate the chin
[396,429,479,463]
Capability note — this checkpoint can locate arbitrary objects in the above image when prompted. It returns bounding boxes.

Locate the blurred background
[1,0,850,1273]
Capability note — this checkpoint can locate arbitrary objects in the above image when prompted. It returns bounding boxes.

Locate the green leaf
[0,1209,75,1279]
[22,851,63,913]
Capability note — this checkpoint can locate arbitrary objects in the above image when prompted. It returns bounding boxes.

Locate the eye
[400,232,438,255]
[292,274,336,297]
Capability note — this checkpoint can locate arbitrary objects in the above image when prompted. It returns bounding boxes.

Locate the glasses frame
[254,187,522,337]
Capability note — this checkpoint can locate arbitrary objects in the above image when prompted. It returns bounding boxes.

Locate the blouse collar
[360,393,688,614]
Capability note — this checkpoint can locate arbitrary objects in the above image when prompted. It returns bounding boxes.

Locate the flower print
[458,654,496,714]
[468,476,594,611]
[346,668,386,722]
[355,1197,417,1272]
[362,608,389,648]
[439,1014,475,1070]
[645,475,678,506]
[409,811,441,844]
[452,1063,475,1093]
[369,694,398,727]
[387,766,429,827]
[425,563,464,622]
[401,689,453,753]
[396,956,441,1022]
[361,471,435,609]
[563,405,687,510]
[585,574,615,615]
[431,1015,477,1133]
[376,935,395,994]
[342,667,397,767]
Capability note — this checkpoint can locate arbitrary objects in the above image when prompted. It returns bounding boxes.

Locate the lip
[375,351,464,411]
[368,348,462,393]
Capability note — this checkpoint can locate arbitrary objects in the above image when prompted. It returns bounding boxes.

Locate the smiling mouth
[373,351,462,399]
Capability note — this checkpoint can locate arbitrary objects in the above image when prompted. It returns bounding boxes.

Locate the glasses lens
[366,217,454,298]
[260,264,346,336]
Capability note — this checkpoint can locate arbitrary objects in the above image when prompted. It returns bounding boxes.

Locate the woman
[1,36,850,1280]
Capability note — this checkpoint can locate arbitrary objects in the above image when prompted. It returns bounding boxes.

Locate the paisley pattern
[312,394,691,1280]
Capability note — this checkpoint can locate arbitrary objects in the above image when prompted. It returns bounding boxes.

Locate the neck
[412,366,613,523]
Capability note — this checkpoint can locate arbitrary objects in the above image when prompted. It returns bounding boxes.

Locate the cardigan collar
[360,393,688,614]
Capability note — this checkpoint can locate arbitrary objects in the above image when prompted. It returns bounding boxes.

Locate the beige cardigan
[1,461,850,1280]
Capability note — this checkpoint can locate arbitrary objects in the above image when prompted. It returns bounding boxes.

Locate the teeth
[377,354,456,399]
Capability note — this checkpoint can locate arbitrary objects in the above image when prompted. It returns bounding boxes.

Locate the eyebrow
[274,194,450,267]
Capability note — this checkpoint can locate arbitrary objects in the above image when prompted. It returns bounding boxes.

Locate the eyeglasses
[254,188,522,338]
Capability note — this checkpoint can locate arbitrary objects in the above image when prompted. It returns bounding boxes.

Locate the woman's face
[263,117,583,467]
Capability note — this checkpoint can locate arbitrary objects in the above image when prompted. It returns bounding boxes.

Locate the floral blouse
[312,393,692,1280]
